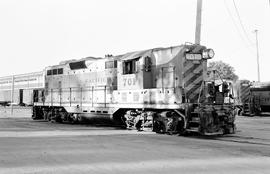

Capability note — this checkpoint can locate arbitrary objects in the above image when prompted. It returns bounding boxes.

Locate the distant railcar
[0,72,44,106]
[233,80,252,115]
[250,82,270,114]
[32,44,236,135]
[234,81,270,116]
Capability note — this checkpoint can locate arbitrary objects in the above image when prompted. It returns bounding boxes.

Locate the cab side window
[123,59,139,74]
[46,68,63,76]
[144,56,152,71]
[105,60,117,69]
[47,70,52,76]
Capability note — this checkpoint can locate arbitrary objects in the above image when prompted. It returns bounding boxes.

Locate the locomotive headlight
[202,49,215,59]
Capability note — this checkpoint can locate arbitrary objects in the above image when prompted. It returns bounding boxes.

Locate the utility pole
[195,0,202,44]
[254,29,260,82]
[195,0,207,80]
[10,75,14,115]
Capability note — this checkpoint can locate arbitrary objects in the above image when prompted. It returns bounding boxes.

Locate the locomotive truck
[32,43,236,135]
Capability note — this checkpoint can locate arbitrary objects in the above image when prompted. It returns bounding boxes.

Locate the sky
[0,0,269,81]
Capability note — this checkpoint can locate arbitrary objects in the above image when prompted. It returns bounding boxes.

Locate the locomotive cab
[117,51,155,90]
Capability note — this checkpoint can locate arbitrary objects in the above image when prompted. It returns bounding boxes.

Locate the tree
[207,61,238,81]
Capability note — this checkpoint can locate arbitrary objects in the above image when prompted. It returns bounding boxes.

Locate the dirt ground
[0,107,270,174]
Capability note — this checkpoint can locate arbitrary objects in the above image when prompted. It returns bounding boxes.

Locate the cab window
[52,69,57,75]
[47,70,52,76]
[105,60,117,69]
[123,59,139,74]
[57,68,63,74]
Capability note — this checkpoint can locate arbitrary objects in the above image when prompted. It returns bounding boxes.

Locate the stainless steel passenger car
[0,72,44,106]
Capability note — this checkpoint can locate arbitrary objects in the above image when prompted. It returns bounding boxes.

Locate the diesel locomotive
[32,43,236,135]
[235,80,270,116]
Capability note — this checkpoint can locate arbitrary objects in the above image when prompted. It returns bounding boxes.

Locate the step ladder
[186,111,200,132]
[242,103,252,115]
[243,103,250,112]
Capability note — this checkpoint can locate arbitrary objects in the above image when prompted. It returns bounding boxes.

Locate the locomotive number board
[185,53,202,60]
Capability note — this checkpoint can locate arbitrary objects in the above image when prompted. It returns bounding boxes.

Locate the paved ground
[0,107,270,174]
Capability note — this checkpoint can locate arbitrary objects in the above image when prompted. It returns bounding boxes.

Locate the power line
[223,0,245,43]
[223,0,254,54]
[232,0,253,45]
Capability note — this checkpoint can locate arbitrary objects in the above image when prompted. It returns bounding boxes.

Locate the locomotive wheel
[176,120,185,135]
[70,115,78,124]
[55,116,63,123]
[77,115,84,123]
[43,112,47,121]
[239,111,243,116]
[153,121,166,134]
[237,108,242,116]
[47,113,52,122]
[32,111,38,120]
